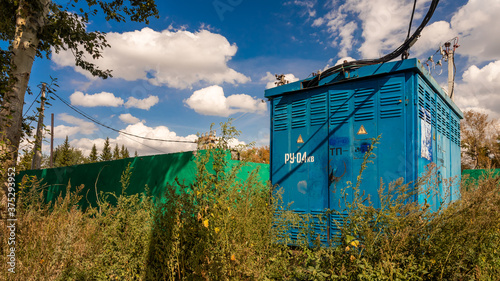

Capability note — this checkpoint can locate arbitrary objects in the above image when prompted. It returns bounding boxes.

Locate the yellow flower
[203,219,209,228]
[215,227,220,233]
[350,240,360,248]
[350,255,355,262]
[231,254,236,261]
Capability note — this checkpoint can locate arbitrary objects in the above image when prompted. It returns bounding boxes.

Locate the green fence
[462,169,500,179]
[462,169,500,187]
[16,151,270,210]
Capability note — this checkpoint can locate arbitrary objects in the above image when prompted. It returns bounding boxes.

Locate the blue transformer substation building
[265,58,463,243]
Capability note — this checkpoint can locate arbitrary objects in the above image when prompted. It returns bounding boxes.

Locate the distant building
[197,131,217,150]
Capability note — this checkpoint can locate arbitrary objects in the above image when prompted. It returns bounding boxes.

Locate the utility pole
[31,83,46,170]
[50,113,54,168]
[446,43,455,101]
[441,40,459,101]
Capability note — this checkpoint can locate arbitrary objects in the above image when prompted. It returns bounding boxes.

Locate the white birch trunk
[0,0,49,205]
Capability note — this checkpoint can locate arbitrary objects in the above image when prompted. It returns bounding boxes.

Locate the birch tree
[0,0,158,199]
[461,110,499,169]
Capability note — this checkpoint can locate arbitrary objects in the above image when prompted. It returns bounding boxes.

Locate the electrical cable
[303,0,440,89]
[120,133,170,154]
[23,91,42,117]
[402,0,418,59]
[212,112,249,133]
[52,92,197,144]
[406,0,418,39]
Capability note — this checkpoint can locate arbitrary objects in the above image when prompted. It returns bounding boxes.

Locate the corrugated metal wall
[16,151,269,210]
[266,59,463,244]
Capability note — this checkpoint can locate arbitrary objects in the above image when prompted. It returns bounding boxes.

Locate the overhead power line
[121,133,169,154]
[406,0,418,40]
[303,0,440,88]
[24,82,57,117]
[23,91,42,117]
[52,92,197,144]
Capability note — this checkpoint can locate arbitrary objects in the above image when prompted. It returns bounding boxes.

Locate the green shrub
[0,164,154,281]
[279,137,500,280]
[144,121,283,280]
[1,126,500,280]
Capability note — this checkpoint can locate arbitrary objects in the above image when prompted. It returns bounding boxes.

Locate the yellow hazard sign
[357,125,368,135]
[297,134,304,143]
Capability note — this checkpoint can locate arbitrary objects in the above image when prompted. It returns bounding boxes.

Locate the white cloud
[226,94,266,114]
[311,0,500,121]
[54,125,84,139]
[227,138,246,148]
[338,21,357,58]
[411,21,454,57]
[70,138,106,157]
[69,91,159,110]
[70,123,198,156]
[185,86,227,116]
[119,113,141,124]
[450,0,500,62]
[333,57,356,66]
[455,60,500,117]
[313,0,432,59]
[287,0,317,18]
[53,27,250,89]
[52,113,98,138]
[409,0,500,119]
[70,91,124,107]
[413,0,500,63]
[125,95,159,110]
[184,85,267,117]
[315,0,500,63]
[70,122,247,157]
[261,72,300,89]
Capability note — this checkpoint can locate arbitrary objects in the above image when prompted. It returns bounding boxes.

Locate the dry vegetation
[1,123,500,280]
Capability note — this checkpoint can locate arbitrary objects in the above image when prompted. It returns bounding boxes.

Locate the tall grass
[1,123,499,280]
[144,122,282,280]
[0,165,154,280]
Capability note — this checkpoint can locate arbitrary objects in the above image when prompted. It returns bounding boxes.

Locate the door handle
[329,160,347,184]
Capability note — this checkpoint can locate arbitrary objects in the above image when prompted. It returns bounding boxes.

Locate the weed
[1,124,499,280]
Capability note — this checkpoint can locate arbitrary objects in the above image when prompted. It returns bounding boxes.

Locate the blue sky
[20,0,500,156]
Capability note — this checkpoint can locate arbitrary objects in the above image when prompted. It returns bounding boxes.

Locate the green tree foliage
[113,144,120,160]
[6,123,500,280]
[461,110,500,169]
[16,148,33,171]
[146,121,277,279]
[17,148,51,171]
[53,136,85,167]
[0,0,159,197]
[240,145,270,164]
[120,144,129,159]
[57,136,72,167]
[100,137,112,162]
[88,144,99,163]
